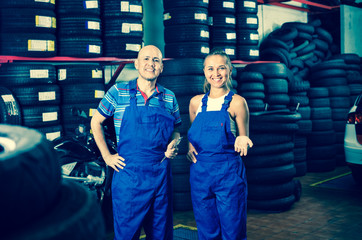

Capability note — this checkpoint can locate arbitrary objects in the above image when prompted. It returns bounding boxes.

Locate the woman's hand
[234,136,253,156]
[103,153,126,172]
[165,139,178,159]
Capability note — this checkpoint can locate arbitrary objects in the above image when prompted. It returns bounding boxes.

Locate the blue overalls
[188,91,248,240]
[112,81,175,240]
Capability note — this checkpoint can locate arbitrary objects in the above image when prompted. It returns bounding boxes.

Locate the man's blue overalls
[188,91,248,240]
[112,81,175,239]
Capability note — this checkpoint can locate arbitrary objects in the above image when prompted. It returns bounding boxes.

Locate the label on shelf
[38,91,56,101]
[46,131,61,141]
[200,30,209,38]
[35,16,55,29]
[88,45,101,54]
[85,0,98,9]
[249,49,259,56]
[126,43,141,52]
[30,69,49,79]
[1,94,19,116]
[35,0,55,4]
[58,69,66,81]
[87,21,100,30]
[120,1,130,11]
[223,1,234,9]
[47,40,55,51]
[201,46,210,54]
[42,112,58,122]
[94,90,105,99]
[244,1,256,8]
[130,5,142,13]
[225,17,235,24]
[164,13,171,21]
[92,69,103,79]
[28,40,47,52]
[89,108,96,117]
[226,33,236,40]
[195,13,207,21]
[250,33,259,40]
[247,17,258,25]
[203,0,209,3]
[225,48,235,56]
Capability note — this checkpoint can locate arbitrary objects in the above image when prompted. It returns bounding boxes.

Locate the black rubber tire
[165,42,210,59]
[163,0,208,10]
[248,180,296,200]
[237,71,264,82]
[248,194,296,212]
[307,158,336,172]
[162,58,204,76]
[11,84,60,106]
[57,0,101,16]
[308,87,329,98]
[0,33,56,57]
[312,119,334,131]
[282,22,315,34]
[163,7,209,26]
[310,59,346,72]
[0,87,22,125]
[0,0,55,9]
[57,37,103,58]
[0,124,61,235]
[264,78,288,94]
[309,97,331,108]
[173,191,193,211]
[248,142,294,155]
[57,16,102,37]
[236,45,259,61]
[249,132,293,146]
[0,63,56,86]
[315,27,333,44]
[244,151,294,168]
[268,27,298,42]
[164,24,209,43]
[330,53,361,64]
[60,83,105,104]
[260,38,290,51]
[243,63,289,79]
[102,0,143,19]
[209,0,236,14]
[235,14,258,30]
[260,48,291,67]
[246,163,296,184]
[211,27,237,44]
[170,154,191,174]
[236,29,259,45]
[4,180,106,240]
[103,37,142,58]
[236,0,258,13]
[56,64,104,84]
[102,17,143,38]
[210,13,236,28]
[0,8,56,34]
[61,103,99,124]
[22,105,61,127]
[173,173,191,192]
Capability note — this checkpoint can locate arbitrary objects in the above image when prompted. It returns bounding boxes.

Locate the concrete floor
[106,165,362,239]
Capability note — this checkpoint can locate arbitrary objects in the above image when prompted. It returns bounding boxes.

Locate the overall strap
[221,91,234,110]
[201,92,209,112]
[157,92,165,109]
[129,80,137,106]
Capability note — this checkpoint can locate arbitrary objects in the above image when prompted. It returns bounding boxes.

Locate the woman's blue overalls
[112,81,175,240]
[188,91,248,240]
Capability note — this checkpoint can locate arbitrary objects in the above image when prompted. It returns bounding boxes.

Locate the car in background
[344,92,362,185]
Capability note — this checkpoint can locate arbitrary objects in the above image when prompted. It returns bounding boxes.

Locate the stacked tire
[101,0,143,58]
[56,64,105,135]
[235,0,259,61]
[163,0,210,58]
[56,0,102,57]
[158,58,205,211]
[309,60,350,166]
[209,0,237,60]
[1,124,105,240]
[0,63,63,141]
[306,87,337,172]
[0,0,56,57]
[245,110,301,212]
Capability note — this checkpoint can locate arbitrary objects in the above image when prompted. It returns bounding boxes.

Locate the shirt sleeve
[172,95,182,128]
[97,84,118,118]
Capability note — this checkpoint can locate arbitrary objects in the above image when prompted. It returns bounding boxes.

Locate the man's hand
[103,153,126,172]
[164,139,179,159]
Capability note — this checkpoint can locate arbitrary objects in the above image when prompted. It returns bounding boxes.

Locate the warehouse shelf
[258,0,340,12]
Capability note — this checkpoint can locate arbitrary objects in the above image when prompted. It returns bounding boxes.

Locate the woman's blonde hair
[203,48,233,93]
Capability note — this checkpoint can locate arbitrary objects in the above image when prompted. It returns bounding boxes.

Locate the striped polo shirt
[97,79,182,143]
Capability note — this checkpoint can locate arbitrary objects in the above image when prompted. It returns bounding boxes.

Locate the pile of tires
[158,58,205,211]
[1,124,106,239]
[101,0,143,58]
[235,0,259,61]
[0,63,63,141]
[56,0,102,57]
[209,0,237,60]
[245,110,301,212]
[0,0,56,57]
[0,87,22,125]
[56,64,105,135]
[307,87,337,172]
[163,0,210,58]
[309,59,350,166]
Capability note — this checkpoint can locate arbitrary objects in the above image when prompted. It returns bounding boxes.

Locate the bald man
[91,45,181,239]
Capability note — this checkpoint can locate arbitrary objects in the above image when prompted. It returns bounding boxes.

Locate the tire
[22,105,61,127]
[173,191,193,211]
[0,124,61,235]
[163,7,209,26]
[282,22,315,34]
[61,103,98,124]
[164,24,209,43]
[0,63,56,86]
[158,75,204,96]
[11,84,60,106]
[237,71,264,82]
[162,58,204,76]
[60,83,105,104]
[243,63,289,79]
[165,42,210,59]
[56,64,104,84]
[57,16,102,37]
[246,164,296,184]
[248,194,296,212]
[236,29,259,45]
[0,0,55,9]
[170,154,191,174]
[57,37,102,58]
[248,180,296,200]
[236,45,259,61]
[235,14,258,30]
[57,0,101,16]
[0,87,22,125]
[103,17,143,38]
[102,0,143,19]
[236,0,258,13]
[103,37,142,58]
[260,38,290,51]
[243,151,294,168]
[163,0,208,10]
[209,0,236,13]
[268,27,298,41]
[4,180,106,240]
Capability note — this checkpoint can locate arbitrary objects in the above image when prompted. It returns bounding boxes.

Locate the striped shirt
[97,79,182,143]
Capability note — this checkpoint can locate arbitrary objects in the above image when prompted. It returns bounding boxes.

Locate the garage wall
[340,4,362,56]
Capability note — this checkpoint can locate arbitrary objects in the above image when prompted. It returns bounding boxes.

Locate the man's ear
[134,59,139,70]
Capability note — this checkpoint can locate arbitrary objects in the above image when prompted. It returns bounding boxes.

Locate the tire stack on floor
[163,0,210,58]
[235,0,259,61]
[309,59,350,166]
[101,0,143,58]
[0,87,22,125]
[306,87,337,172]
[56,64,105,136]
[56,0,102,57]
[0,0,56,57]
[158,58,205,211]
[1,124,106,240]
[330,54,362,105]
[0,63,63,141]
[245,110,301,212]
[209,0,237,60]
